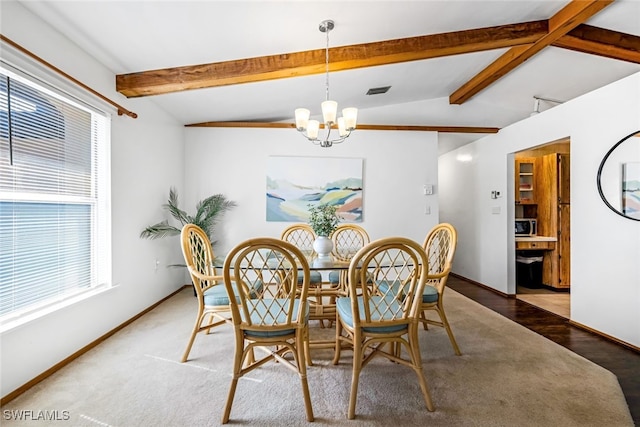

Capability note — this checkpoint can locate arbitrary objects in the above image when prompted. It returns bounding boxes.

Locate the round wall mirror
[596,130,640,221]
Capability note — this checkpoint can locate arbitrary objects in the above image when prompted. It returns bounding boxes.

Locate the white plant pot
[313,235,333,258]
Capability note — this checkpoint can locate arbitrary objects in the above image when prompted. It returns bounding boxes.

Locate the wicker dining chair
[281,223,329,326]
[280,223,322,284]
[221,237,314,424]
[280,223,316,254]
[333,236,435,419]
[179,224,231,363]
[419,222,461,355]
[328,223,370,290]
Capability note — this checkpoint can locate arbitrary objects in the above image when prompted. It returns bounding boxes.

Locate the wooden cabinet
[536,153,570,289]
[515,158,536,204]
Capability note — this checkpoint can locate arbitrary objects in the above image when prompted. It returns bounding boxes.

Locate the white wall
[1,2,186,398]
[439,72,640,347]
[183,128,439,256]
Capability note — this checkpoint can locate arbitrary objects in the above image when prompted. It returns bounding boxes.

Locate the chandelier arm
[297,125,351,146]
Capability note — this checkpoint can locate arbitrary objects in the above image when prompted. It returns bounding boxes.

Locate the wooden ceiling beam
[116,21,548,98]
[449,0,615,105]
[553,24,640,64]
[185,121,500,134]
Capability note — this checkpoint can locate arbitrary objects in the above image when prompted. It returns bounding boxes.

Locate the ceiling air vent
[366,86,391,95]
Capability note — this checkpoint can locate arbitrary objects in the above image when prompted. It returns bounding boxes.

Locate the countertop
[515,236,557,242]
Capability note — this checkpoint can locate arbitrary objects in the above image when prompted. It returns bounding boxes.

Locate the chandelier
[294,19,358,148]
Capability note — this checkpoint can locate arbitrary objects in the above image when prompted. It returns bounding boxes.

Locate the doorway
[514,139,571,318]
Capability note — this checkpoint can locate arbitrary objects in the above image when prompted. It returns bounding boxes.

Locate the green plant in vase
[308,203,340,258]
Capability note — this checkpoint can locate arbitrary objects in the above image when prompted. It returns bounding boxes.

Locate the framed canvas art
[266,156,363,222]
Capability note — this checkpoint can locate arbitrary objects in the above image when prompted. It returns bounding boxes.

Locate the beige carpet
[1,288,633,427]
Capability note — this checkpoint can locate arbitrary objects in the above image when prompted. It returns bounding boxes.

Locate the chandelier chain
[325,25,330,102]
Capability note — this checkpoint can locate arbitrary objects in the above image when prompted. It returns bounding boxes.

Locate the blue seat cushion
[336,296,407,333]
[243,299,310,338]
[203,280,262,307]
[422,285,439,303]
[375,279,406,296]
[332,271,373,286]
[300,270,322,285]
[376,280,439,304]
[328,270,340,284]
[277,271,321,285]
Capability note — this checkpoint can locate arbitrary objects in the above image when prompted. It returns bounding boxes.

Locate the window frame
[0,64,112,331]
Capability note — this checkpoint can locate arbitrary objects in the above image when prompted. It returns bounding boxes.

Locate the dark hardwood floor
[448,275,640,426]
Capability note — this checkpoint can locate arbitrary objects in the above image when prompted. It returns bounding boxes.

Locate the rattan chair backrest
[422,223,457,292]
[223,237,310,332]
[347,236,428,328]
[181,223,220,296]
[280,223,317,257]
[331,224,370,262]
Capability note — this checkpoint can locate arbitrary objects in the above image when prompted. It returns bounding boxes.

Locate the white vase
[313,235,333,258]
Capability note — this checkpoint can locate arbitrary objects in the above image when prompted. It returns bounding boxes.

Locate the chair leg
[332,316,343,365]
[249,342,256,364]
[408,328,435,412]
[222,333,245,424]
[181,313,203,362]
[205,313,215,334]
[348,338,363,420]
[304,325,313,366]
[385,341,400,359]
[297,332,315,422]
[243,345,256,368]
[420,310,430,330]
[437,306,461,355]
[222,378,239,424]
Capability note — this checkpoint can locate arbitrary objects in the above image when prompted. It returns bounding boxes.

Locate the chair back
[331,224,370,262]
[223,237,311,334]
[280,223,317,257]
[347,237,428,329]
[181,223,220,297]
[422,223,457,292]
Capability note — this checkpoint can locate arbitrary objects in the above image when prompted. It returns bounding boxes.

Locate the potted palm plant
[308,203,340,258]
[140,186,236,252]
[141,187,236,296]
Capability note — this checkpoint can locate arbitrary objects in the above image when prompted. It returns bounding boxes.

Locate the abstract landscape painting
[622,162,640,219]
[266,156,363,222]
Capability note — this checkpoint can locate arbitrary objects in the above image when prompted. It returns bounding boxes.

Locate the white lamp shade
[342,107,358,130]
[338,117,347,137]
[307,120,320,139]
[295,108,310,130]
[321,100,338,124]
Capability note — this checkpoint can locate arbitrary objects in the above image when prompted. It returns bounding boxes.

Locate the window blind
[0,66,111,322]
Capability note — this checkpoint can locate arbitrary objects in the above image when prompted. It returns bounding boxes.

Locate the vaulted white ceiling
[14,0,640,154]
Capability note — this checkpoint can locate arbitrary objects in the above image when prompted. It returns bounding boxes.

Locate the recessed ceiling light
[366,86,391,95]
